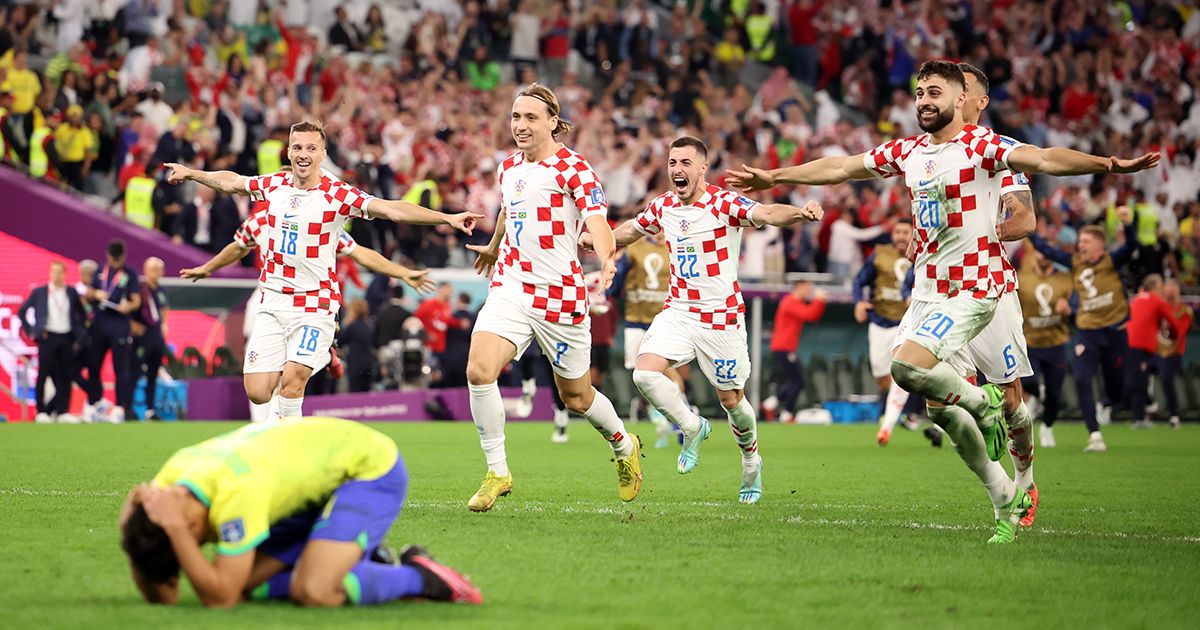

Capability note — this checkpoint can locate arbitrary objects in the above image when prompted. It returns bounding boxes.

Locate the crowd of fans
[3,0,1200,289]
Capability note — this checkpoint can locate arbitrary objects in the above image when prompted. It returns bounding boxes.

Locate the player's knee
[289,575,345,608]
[559,387,592,415]
[278,380,306,399]
[717,389,742,409]
[890,359,924,392]
[631,369,659,395]
[465,360,497,387]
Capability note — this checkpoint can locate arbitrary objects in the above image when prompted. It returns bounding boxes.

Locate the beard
[917,105,955,133]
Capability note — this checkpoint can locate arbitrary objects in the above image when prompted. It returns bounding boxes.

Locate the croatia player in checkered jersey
[181,208,437,421]
[169,121,478,421]
[586,136,822,505]
[729,60,1159,542]
[461,84,643,512]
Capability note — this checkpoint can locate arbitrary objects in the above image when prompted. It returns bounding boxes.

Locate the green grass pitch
[2,420,1199,629]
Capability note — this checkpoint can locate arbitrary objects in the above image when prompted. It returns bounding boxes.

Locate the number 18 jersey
[235,172,374,316]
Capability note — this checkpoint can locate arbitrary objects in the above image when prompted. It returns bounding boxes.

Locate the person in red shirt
[1125,274,1186,428]
[764,280,827,423]
[415,283,457,384]
[1153,280,1193,429]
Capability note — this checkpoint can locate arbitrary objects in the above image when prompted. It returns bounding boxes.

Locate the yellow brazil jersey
[623,237,671,325]
[1018,268,1073,348]
[152,418,398,556]
[871,245,911,322]
[1071,252,1129,330]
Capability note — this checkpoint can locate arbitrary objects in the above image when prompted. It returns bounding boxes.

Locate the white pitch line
[782,515,1200,544]
[6,488,1196,544]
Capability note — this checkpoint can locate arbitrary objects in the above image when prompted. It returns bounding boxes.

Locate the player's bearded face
[915,79,959,134]
[891,224,912,251]
[667,146,707,201]
[288,131,326,180]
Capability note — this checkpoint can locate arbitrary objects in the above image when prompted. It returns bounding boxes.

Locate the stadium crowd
[2,0,1198,287]
[4,0,1199,417]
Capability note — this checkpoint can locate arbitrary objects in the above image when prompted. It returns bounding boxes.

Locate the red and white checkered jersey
[863,124,1022,302]
[234,171,374,315]
[490,146,607,325]
[633,184,761,330]
[993,169,1031,290]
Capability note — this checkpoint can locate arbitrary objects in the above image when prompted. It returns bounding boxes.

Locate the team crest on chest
[290,195,302,209]
[679,219,690,235]
[515,179,526,196]
[924,160,937,177]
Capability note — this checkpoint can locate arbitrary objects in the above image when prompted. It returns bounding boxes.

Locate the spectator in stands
[763,281,827,424]
[85,239,141,423]
[175,184,239,253]
[19,261,86,424]
[337,298,377,393]
[328,6,364,52]
[2,48,40,120]
[132,257,168,421]
[827,211,886,284]
[54,104,96,190]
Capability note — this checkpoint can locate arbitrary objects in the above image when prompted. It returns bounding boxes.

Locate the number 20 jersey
[864,124,1021,303]
[234,172,374,316]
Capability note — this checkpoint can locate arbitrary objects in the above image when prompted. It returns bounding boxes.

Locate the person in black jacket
[375,284,413,349]
[86,239,142,423]
[132,257,169,420]
[337,298,377,392]
[19,261,86,422]
[174,185,240,252]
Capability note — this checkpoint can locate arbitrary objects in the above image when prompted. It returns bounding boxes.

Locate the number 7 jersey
[492,146,607,325]
[633,184,762,330]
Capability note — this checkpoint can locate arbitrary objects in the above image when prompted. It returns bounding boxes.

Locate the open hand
[854,301,872,323]
[1108,153,1160,174]
[403,268,437,295]
[179,266,210,282]
[140,487,187,531]
[466,244,498,276]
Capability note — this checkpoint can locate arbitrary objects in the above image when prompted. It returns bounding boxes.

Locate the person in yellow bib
[118,418,482,608]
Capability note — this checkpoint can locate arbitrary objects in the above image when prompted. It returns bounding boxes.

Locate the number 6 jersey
[234,171,374,315]
[864,124,1021,303]
[633,184,761,330]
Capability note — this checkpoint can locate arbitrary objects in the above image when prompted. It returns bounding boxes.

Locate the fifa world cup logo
[893,258,912,285]
[1035,283,1054,317]
[1078,268,1098,298]
[644,253,664,290]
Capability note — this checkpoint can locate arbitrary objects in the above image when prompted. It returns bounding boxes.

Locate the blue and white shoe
[677,417,711,474]
[739,455,763,505]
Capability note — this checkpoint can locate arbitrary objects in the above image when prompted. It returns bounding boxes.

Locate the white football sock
[469,382,509,476]
[633,369,701,436]
[1007,401,1035,489]
[553,407,569,429]
[277,396,303,419]
[725,396,759,465]
[879,382,909,432]
[929,405,1015,509]
[249,400,272,422]
[581,388,633,458]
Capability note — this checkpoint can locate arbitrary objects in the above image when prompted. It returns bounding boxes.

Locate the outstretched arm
[1027,232,1074,268]
[348,247,437,295]
[997,190,1036,241]
[466,212,506,276]
[365,198,481,234]
[753,200,824,227]
[1007,146,1160,177]
[163,163,250,196]
[585,219,645,250]
[727,154,873,191]
[1110,218,1140,268]
[180,242,251,281]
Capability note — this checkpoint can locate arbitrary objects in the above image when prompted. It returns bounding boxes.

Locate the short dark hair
[894,217,913,226]
[916,60,966,90]
[669,136,708,159]
[957,62,989,94]
[1079,225,1107,242]
[121,504,179,584]
[457,292,472,306]
[391,284,406,300]
[289,120,327,145]
[108,239,126,260]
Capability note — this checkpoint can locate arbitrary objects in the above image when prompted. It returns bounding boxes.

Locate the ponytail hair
[518,82,572,137]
